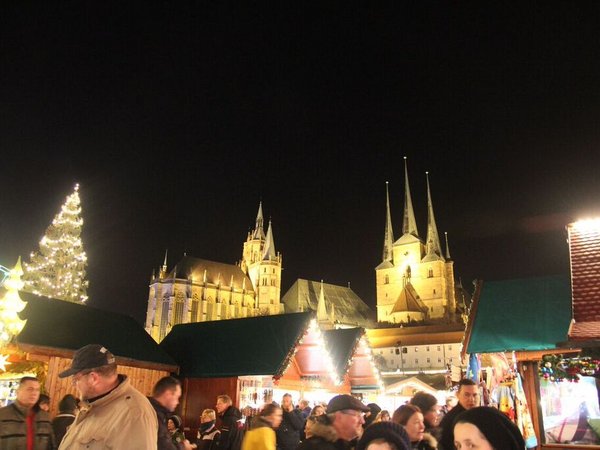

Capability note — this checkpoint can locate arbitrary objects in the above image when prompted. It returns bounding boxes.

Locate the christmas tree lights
[23,184,89,303]
[0,258,27,350]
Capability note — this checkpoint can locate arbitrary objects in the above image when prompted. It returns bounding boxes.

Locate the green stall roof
[16,292,177,368]
[160,312,313,378]
[323,328,363,377]
[467,275,572,354]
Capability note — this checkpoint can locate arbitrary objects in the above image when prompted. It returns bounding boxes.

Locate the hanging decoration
[539,354,600,382]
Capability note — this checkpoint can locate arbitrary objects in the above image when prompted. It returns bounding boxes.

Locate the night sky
[2,3,600,324]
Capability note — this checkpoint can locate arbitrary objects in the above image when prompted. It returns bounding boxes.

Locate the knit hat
[356,421,411,450]
[454,407,525,450]
[170,415,182,429]
[364,403,382,427]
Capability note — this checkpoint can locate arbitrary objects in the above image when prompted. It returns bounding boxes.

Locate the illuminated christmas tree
[23,184,89,303]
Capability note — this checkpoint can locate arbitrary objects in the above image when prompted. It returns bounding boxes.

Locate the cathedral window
[272,268,275,274]
[427,357,431,363]
[264,268,267,273]
[415,358,419,364]
[384,275,389,284]
[433,289,436,295]
[428,268,433,278]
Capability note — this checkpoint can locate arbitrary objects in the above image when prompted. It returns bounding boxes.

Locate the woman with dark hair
[453,407,525,450]
[409,392,441,440]
[52,394,78,445]
[241,403,283,450]
[392,404,437,450]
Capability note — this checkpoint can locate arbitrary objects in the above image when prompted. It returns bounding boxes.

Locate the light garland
[0,258,27,351]
[22,184,89,303]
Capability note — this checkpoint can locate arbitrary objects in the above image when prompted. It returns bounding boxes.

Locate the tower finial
[253,201,266,240]
[382,181,395,261]
[402,157,419,237]
[445,231,451,259]
[424,172,444,260]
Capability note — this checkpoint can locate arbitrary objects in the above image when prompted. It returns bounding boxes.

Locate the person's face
[216,398,229,414]
[17,380,41,408]
[163,385,182,412]
[457,385,480,410]
[268,408,283,428]
[72,371,95,400]
[201,414,213,424]
[282,395,293,411]
[39,402,50,412]
[305,419,315,438]
[167,419,176,432]
[334,409,365,440]
[367,443,395,450]
[423,405,441,426]
[403,411,425,442]
[454,422,494,450]
[313,405,325,416]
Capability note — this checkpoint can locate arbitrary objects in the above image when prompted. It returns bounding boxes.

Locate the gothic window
[384,274,389,284]
[428,268,433,278]
[264,268,267,273]
[438,357,442,363]
[433,289,436,295]
[427,358,431,363]
[415,358,419,364]
[426,346,430,351]
[272,268,275,274]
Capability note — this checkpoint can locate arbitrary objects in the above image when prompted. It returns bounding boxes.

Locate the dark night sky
[2,3,600,324]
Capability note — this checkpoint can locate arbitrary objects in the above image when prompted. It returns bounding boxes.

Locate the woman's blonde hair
[201,409,216,421]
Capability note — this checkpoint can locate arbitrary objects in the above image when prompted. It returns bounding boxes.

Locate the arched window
[428,268,433,278]
[384,274,389,284]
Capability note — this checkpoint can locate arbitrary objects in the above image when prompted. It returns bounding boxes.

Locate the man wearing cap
[58,344,158,449]
[297,394,369,450]
[0,376,55,449]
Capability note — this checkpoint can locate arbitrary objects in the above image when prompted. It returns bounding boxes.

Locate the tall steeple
[263,219,276,260]
[253,201,266,240]
[382,181,395,261]
[424,172,444,260]
[317,280,328,321]
[402,157,419,237]
[445,231,452,260]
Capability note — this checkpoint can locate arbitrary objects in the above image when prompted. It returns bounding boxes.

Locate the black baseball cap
[327,395,370,413]
[58,344,116,378]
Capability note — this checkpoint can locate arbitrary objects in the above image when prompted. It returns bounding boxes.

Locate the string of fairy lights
[23,184,88,303]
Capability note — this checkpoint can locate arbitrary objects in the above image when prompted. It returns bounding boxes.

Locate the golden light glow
[0,259,27,349]
[573,218,600,232]
[0,354,10,372]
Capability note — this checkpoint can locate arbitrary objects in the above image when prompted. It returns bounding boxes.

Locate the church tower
[375,158,456,323]
[240,202,283,315]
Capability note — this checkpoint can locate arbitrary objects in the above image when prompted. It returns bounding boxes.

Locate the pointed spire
[445,231,452,260]
[253,201,266,240]
[402,157,419,237]
[317,280,327,321]
[162,250,168,272]
[382,181,395,261]
[262,219,276,260]
[425,172,444,260]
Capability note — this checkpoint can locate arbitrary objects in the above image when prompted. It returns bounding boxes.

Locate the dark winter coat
[215,406,244,450]
[0,401,56,450]
[149,396,182,450]
[297,419,355,450]
[411,432,437,450]
[52,413,76,445]
[438,403,466,450]
[276,407,305,450]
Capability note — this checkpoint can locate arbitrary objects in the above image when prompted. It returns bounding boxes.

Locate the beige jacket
[59,375,158,450]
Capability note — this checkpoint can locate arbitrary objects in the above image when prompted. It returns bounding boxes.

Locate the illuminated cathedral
[375,158,459,324]
[145,203,283,342]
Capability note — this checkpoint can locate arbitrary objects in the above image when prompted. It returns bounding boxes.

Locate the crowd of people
[0,343,527,450]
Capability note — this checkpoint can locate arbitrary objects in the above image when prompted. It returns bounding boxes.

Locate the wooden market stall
[462,275,581,449]
[160,312,380,438]
[2,291,178,415]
